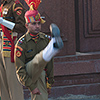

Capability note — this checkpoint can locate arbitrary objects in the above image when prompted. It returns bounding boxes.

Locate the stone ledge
[49,83,100,99]
[53,73,100,87]
[54,52,100,62]
[54,52,100,76]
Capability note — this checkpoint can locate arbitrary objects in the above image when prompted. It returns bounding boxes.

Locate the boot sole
[50,23,64,49]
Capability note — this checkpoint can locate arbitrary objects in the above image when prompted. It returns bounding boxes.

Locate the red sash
[0,4,15,62]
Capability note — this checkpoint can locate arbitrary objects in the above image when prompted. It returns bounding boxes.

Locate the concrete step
[48,94,100,100]
[48,83,100,99]
[25,94,100,100]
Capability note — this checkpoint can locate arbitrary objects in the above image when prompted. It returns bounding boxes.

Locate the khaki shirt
[14,32,54,91]
[0,0,27,38]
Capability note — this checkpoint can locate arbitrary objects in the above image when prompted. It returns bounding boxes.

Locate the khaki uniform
[0,0,27,100]
[15,32,54,100]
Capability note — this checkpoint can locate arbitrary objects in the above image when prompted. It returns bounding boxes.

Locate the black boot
[50,23,64,49]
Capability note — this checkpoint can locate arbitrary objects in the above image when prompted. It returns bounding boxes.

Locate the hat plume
[25,0,41,10]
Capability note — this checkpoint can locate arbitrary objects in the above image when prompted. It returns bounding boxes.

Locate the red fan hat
[25,0,45,24]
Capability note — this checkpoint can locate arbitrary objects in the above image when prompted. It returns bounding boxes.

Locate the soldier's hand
[31,88,41,95]
[47,88,51,94]
[0,17,3,23]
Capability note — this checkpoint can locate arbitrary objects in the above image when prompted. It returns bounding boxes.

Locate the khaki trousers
[0,39,24,100]
[26,51,48,100]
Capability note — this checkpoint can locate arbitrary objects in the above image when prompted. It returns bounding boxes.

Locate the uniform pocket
[25,49,36,62]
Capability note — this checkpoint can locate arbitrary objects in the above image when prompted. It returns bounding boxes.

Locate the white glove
[0,17,15,30]
[0,17,3,24]
[2,19,15,30]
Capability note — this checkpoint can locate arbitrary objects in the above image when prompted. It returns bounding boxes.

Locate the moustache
[35,28,40,31]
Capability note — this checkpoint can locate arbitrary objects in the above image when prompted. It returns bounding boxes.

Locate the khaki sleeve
[12,2,27,34]
[46,58,55,85]
[14,44,36,91]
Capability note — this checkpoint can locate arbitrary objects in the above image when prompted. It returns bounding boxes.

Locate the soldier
[0,0,27,100]
[14,0,64,100]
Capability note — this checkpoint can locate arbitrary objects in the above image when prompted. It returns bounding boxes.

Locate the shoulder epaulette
[39,32,51,40]
[45,35,51,40]
[18,37,25,44]
[15,0,20,4]
[18,34,26,44]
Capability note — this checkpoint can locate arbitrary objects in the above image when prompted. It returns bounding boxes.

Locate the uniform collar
[26,32,45,42]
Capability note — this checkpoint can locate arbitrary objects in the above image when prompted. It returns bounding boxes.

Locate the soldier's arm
[12,1,27,34]
[46,58,55,85]
[14,43,36,91]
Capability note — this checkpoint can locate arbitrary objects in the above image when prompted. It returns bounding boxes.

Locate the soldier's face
[26,21,41,34]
